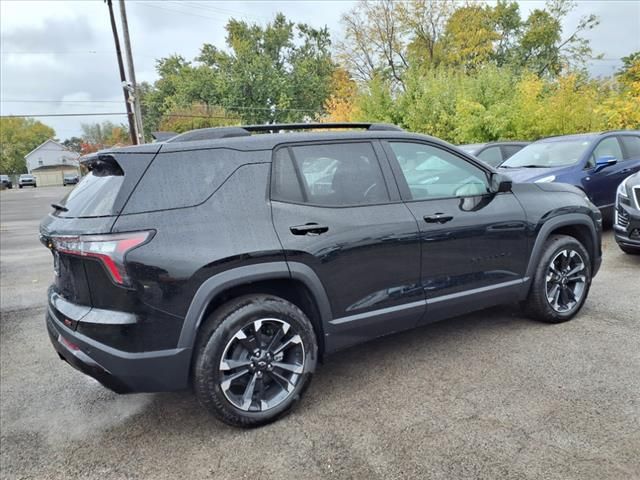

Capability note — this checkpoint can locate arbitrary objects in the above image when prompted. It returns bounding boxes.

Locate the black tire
[522,234,592,323]
[18,185,22,189]
[619,244,640,255]
[193,294,317,427]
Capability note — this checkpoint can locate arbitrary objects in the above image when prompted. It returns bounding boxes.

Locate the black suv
[41,123,602,427]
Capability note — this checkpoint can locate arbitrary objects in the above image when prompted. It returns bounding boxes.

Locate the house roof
[24,139,80,159]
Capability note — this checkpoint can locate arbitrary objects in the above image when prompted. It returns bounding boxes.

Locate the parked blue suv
[499,131,640,219]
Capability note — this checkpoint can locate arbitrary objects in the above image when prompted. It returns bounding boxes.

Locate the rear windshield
[56,170,124,217]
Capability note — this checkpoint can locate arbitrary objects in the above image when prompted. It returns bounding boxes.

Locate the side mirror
[594,155,617,173]
[491,173,512,193]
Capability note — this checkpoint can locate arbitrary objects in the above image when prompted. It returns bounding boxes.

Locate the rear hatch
[40,145,161,321]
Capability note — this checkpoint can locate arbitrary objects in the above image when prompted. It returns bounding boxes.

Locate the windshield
[21,175,34,179]
[501,139,591,168]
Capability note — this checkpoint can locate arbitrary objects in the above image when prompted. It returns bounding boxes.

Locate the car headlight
[616,179,629,198]
[535,175,556,183]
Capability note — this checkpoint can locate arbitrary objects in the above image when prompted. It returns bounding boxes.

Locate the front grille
[634,186,640,210]
[617,207,630,229]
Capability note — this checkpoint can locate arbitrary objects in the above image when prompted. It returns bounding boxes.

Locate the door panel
[383,140,529,324]
[270,142,423,351]
[583,136,636,209]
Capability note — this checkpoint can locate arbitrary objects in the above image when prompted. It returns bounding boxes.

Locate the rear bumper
[46,306,192,393]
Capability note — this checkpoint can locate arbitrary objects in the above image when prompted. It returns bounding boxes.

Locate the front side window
[388,142,490,200]
[272,143,390,206]
[592,137,623,163]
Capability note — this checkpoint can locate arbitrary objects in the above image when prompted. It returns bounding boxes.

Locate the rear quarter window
[122,148,257,214]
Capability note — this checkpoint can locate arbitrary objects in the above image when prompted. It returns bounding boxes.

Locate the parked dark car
[41,123,602,427]
[499,131,640,221]
[18,174,36,188]
[459,141,529,167]
[614,172,640,254]
[63,173,79,186]
[0,174,12,189]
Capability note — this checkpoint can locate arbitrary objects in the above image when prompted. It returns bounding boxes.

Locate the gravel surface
[1,186,639,479]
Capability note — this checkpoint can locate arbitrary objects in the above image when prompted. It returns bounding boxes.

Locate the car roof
[103,129,457,154]
[538,130,640,143]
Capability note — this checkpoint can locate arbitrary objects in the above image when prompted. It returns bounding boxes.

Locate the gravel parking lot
[1,186,639,480]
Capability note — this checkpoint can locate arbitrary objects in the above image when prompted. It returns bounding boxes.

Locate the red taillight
[51,231,153,286]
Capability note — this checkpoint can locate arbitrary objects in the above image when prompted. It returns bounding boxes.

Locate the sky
[1,0,639,140]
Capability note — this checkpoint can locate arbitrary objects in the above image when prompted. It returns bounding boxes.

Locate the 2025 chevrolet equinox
[41,123,602,427]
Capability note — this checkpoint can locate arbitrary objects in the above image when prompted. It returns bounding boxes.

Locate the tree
[443,5,500,71]
[337,0,408,89]
[62,137,83,153]
[397,0,454,68]
[0,117,55,174]
[322,68,359,122]
[158,104,240,133]
[80,121,131,150]
[617,51,640,85]
[516,0,599,76]
[141,13,334,127]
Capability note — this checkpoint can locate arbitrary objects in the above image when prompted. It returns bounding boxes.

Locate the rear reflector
[50,231,153,286]
[58,334,80,351]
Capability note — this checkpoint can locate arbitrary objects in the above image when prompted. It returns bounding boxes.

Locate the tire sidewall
[534,236,592,322]
[195,296,317,426]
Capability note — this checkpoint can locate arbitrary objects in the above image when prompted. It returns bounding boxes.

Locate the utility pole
[119,0,144,143]
[106,0,138,145]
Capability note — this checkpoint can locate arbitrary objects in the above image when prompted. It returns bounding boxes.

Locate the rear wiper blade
[51,203,68,212]
[517,165,547,168]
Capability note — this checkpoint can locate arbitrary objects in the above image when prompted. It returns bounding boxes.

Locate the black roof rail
[243,122,403,133]
[165,127,251,143]
[164,122,403,143]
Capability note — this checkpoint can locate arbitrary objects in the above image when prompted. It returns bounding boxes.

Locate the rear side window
[123,148,247,214]
[620,136,640,159]
[477,146,502,166]
[272,142,390,206]
[502,145,523,159]
[56,164,124,218]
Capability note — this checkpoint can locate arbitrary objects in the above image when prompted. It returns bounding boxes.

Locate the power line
[1,101,318,112]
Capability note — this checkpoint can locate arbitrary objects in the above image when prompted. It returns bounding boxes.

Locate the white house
[24,139,80,186]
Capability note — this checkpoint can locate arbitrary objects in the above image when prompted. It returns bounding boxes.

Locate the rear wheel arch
[180,262,331,358]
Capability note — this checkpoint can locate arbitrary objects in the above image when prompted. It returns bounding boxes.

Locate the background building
[24,139,80,186]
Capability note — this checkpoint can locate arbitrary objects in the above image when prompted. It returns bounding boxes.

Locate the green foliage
[62,137,83,153]
[80,121,130,151]
[141,13,334,131]
[0,117,55,174]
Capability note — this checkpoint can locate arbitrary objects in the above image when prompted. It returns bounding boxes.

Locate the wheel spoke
[267,370,295,393]
[559,286,571,307]
[567,274,586,283]
[220,368,250,391]
[241,373,258,410]
[565,263,584,277]
[560,250,570,271]
[272,362,304,374]
[547,284,560,304]
[273,334,302,355]
[266,325,286,353]
[234,329,258,353]
[220,359,252,371]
